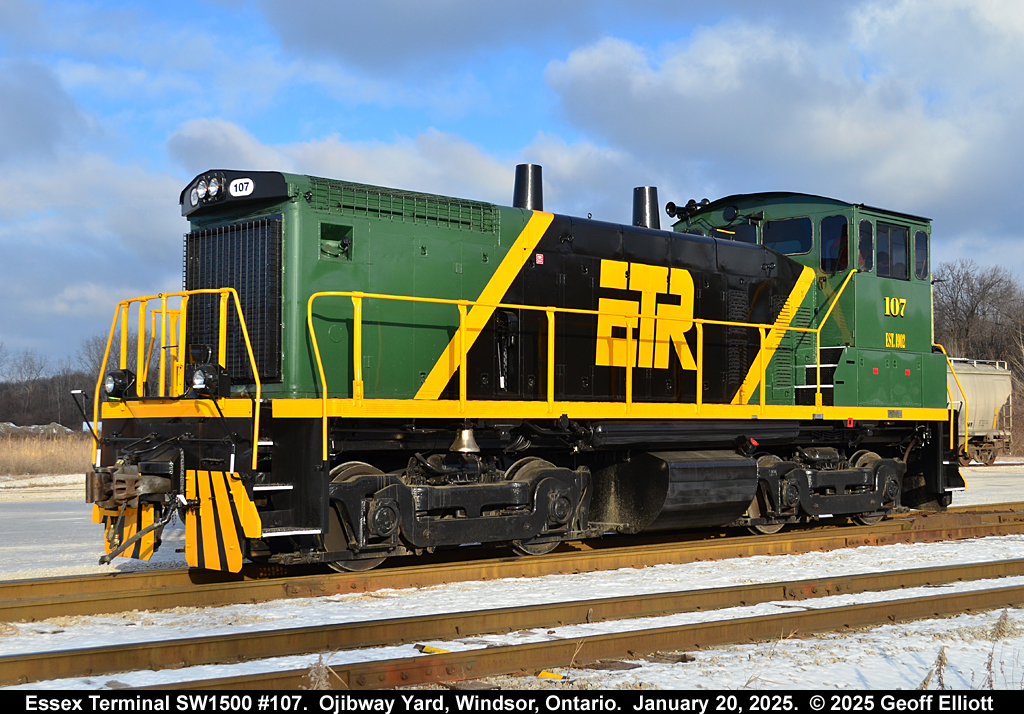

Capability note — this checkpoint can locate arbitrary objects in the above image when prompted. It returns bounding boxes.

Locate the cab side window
[762,217,812,254]
[914,230,929,280]
[877,221,909,280]
[820,215,849,273]
[858,220,873,272]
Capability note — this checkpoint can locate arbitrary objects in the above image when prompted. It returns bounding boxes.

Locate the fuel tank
[590,450,757,533]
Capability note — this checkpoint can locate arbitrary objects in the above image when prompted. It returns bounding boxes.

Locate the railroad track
[3,557,1024,688]
[3,502,1024,624]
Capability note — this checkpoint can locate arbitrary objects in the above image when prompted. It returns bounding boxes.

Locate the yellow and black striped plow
[93,503,157,561]
[184,470,262,573]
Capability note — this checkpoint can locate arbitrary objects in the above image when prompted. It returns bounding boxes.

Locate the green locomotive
[85,166,963,572]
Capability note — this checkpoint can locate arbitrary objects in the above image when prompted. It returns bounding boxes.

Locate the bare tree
[932,259,1019,359]
[5,348,50,413]
[77,331,139,379]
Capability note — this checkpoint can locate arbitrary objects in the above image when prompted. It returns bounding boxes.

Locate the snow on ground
[1,465,1023,690]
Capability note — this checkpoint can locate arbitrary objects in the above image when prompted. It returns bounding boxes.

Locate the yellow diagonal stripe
[415,211,554,400]
[731,266,816,405]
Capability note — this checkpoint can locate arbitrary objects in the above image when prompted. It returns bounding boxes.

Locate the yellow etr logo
[595,259,696,370]
[884,296,907,317]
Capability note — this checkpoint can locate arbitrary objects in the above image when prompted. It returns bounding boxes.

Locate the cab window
[820,215,849,273]
[858,220,873,272]
[914,230,929,280]
[762,217,812,255]
[877,221,908,280]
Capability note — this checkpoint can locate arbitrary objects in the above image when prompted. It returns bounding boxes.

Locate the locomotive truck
[83,165,965,572]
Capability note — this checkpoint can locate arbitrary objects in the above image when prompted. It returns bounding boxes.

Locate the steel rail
[143,581,1024,691]
[3,505,1024,624]
[4,558,1024,687]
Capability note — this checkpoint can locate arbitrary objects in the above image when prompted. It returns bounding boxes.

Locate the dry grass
[0,433,93,476]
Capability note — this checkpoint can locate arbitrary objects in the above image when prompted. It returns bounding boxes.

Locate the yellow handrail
[935,343,967,452]
[814,269,858,408]
[92,288,263,471]
[306,290,823,461]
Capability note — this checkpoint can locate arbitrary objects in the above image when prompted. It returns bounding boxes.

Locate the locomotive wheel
[748,523,784,536]
[330,556,386,572]
[507,458,561,555]
[853,513,885,526]
[850,450,881,469]
[511,539,560,556]
[326,461,388,573]
[505,456,555,481]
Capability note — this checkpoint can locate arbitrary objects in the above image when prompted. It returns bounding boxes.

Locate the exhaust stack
[513,164,543,211]
[632,186,660,229]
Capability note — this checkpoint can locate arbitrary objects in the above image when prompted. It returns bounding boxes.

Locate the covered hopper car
[83,165,965,572]
[947,358,1013,465]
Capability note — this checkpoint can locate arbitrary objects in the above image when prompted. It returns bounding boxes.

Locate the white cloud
[166,118,706,225]
[544,6,1024,244]
[168,119,512,204]
[0,149,185,354]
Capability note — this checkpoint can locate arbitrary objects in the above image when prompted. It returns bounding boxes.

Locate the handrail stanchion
[159,295,168,397]
[94,303,123,465]
[815,330,822,409]
[625,319,633,412]
[458,302,468,412]
[546,309,556,412]
[815,269,858,410]
[217,293,229,368]
[119,305,129,371]
[759,327,766,411]
[145,311,156,389]
[178,296,189,397]
[226,289,262,471]
[352,293,364,405]
[137,300,148,395]
[306,294,330,463]
[936,343,967,453]
[696,323,704,412]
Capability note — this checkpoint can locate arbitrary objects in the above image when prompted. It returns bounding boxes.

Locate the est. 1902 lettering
[886,332,906,349]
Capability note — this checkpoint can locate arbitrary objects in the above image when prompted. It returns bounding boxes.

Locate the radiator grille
[306,177,498,233]
[184,217,282,383]
[726,289,749,390]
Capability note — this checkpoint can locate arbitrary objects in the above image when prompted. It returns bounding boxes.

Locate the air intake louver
[184,217,282,383]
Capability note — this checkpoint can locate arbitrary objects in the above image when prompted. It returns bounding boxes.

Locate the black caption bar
[4,692,1023,714]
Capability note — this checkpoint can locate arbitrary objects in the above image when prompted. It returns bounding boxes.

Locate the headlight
[186,363,231,398]
[190,188,199,207]
[196,180,208,199]
[103,369,135,399]
[208,177,220,197]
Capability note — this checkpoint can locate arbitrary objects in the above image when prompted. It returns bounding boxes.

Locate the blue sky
[1,0,1022,363]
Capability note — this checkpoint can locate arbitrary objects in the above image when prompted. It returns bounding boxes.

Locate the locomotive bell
[450,428,481,453]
